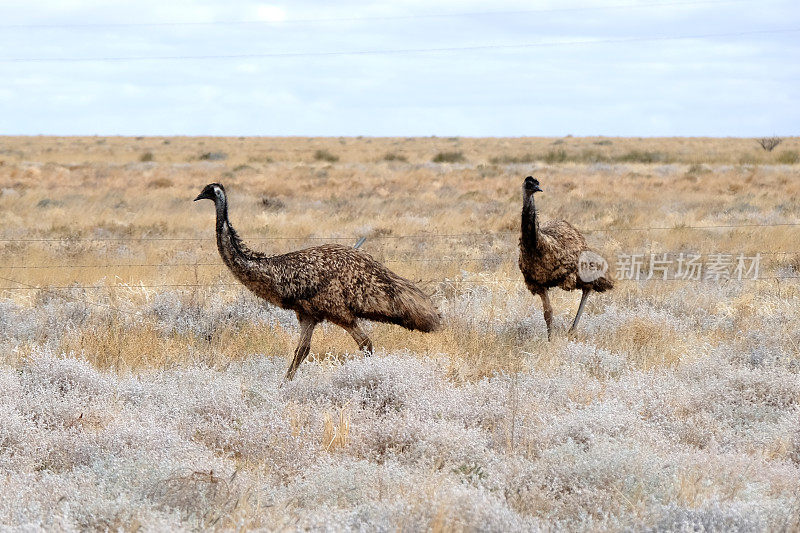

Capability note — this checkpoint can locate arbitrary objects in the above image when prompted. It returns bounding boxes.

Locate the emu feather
[195,183,441,380]
[518,176,613,340]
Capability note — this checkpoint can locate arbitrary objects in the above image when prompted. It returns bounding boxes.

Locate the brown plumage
[518,176,613,340]
[195,183,441,379]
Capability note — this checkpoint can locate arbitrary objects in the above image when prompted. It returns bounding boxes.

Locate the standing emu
[518,176,613,340]
[195,183,441,379]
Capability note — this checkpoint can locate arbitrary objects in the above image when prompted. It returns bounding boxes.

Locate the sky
[0,0,798,136]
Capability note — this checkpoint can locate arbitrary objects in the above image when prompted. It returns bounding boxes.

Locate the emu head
[523,176,542,194]
[194,183,226,204]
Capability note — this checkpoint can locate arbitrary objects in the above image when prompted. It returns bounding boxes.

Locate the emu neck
[521,192,540,250]
[214,198,248,270]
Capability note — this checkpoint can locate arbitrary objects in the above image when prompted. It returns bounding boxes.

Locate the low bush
[776,150,799,164]
[314,149,339,163]
[489,154,537,165]
[199,152,228,161]
[432,151,466,163]
[382,152,408,162]
[613,150,669,163]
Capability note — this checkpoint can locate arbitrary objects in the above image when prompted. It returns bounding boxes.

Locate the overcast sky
[1,0,798,136]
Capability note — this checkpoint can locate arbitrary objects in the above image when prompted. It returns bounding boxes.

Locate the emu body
[518,176,613,340]
[195,183,441,379]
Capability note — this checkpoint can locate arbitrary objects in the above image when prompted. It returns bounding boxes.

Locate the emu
[195,183,441,380]
[518,176,613,340]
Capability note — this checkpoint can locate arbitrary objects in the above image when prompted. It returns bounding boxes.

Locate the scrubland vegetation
[0,136,798,530]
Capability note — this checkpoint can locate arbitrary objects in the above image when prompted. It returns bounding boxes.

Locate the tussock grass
[0,136,799,530]
[313,149,339,162]
[777,150,799,164]
[432,151,466,163]
[381,152,408,162]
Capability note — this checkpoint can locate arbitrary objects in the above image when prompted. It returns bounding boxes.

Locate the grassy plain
[0,136,798,530]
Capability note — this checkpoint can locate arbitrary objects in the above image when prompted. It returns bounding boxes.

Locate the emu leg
[285,316,318,380]
[539,291,553,341]
[345,323,373,355]
[569,289,591,334]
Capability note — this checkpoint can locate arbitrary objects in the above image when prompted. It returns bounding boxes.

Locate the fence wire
[1,221,799,243]
[0,222,797,292]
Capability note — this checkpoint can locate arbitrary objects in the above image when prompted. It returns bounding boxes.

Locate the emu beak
[534,184,543,193]
[194,193,203,201]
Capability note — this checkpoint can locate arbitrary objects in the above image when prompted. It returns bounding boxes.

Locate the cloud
[253,4,287,23]
[1,0,798,135]
[235,63,260,73]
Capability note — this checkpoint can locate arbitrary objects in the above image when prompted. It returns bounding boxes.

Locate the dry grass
[0,136,799,530]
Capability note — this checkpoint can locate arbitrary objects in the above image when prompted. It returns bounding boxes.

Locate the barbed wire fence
[0,221,796,321]
[0,221,797,291]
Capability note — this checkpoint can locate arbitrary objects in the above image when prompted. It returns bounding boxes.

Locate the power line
[2,28,797,63]
[0,0,749,30]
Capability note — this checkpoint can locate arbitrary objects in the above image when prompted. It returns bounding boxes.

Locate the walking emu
[518,176,613,340]
[195,183,441,379]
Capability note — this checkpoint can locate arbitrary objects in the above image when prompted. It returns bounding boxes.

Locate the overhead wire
[3,28,797,63]
[0,0,752,30]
